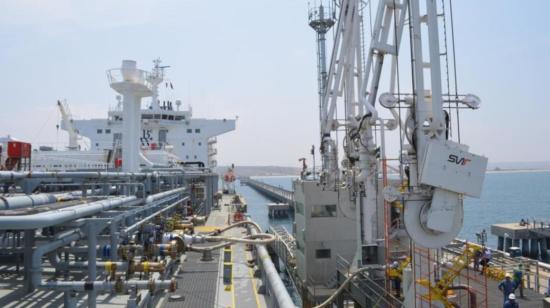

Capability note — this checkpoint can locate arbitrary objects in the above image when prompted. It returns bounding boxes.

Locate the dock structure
[240,177,295,207]
[491,222,550,260]
[268,203,290,218]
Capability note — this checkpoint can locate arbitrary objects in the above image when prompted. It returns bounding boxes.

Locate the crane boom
[57,100,79,150]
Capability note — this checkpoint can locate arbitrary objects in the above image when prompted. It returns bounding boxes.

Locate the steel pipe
[31,229,83,289]
[250,224,296,307]
[0,196,140,230]
[39,279,176,292]
[0,171,150,181]
[123,196,188,235]
[0,194,58,210]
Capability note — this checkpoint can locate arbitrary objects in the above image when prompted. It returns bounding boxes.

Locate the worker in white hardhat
[389,261,402,298]
[498,273,516,305]
[503,293,518,308]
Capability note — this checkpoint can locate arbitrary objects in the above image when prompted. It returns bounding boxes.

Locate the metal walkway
[240,178,294,207]
[269,226,296,270]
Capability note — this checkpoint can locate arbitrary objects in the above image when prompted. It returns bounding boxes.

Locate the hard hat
[505,273,511,278]
[509,293,516,300]
[392,261,399,267]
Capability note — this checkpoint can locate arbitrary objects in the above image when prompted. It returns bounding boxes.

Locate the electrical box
[419,140,488,198]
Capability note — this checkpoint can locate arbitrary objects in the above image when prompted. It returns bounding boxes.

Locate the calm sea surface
[236,171,550,248]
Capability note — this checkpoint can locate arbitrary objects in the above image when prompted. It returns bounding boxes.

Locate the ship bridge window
[105,129,111,134]
[316,249,331,259]
[175,116,185,121]
[195,129,201,133]
[162,114,168,120]
[311,204,337,218]
[97,129,103,134]
[187,129,192,133]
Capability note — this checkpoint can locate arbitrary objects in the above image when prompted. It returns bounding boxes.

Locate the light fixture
[462,94,481,109]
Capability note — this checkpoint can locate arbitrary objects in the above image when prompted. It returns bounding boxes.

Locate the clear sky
[0,1,548,167]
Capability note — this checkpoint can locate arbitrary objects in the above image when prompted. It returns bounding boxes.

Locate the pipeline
[249,222,296,308]
[0,194,58,210]
[0,187,118,212]
[50,256,166,274]
[39,278,177,293]
[0,171,152,182]
[31,229,83,289]
[0,196,140,230]
[123,196,189,235]
[28,188,187,289]
[0,187,186,230]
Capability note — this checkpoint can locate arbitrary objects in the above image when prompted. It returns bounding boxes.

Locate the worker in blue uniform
[498,273,516,304]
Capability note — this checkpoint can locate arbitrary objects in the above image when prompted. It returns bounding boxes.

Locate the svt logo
[448,154,471,166]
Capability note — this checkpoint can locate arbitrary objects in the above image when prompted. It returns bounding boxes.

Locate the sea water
[236,171,550,248]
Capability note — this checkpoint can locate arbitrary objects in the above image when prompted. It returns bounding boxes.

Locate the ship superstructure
[31,59,235,172]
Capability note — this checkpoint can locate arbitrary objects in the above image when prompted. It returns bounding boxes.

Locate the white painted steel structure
[33,59,236,172]
[302,0,488,304]
[108,60,153,172]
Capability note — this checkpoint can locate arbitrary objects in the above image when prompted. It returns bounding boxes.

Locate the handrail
[241,178,294,204]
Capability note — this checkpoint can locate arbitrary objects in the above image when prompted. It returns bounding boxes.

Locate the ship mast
[309,1,335,158]
[148,58,169,111]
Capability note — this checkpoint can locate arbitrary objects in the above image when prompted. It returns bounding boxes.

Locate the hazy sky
[0,1,548,167]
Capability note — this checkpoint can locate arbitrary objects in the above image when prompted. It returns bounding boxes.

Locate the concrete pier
[522,239,530,257]
[267,203,290,218]
[492,222,550,261]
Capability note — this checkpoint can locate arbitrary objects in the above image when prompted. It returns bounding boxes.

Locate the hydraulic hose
[205,233,275,245]
[182,220,275,251]
[313,267,371,308]
[207,220,263,235]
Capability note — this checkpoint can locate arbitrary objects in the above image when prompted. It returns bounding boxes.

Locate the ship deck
[160,193,266,308]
